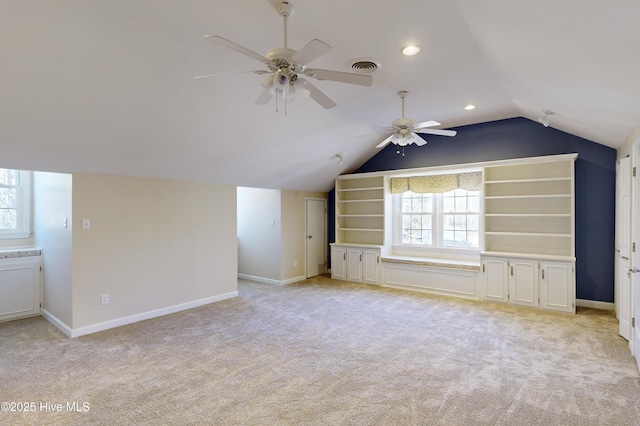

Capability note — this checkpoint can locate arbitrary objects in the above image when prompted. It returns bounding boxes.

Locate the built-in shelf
[335,175,386,245]
[483,155,576,257]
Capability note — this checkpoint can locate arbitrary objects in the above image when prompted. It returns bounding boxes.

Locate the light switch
[81,219,91,230]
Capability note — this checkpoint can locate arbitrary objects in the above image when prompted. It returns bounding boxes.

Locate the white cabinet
[331,245,380,285]
[509,258,538,308]
[484,257,508,303]
[481,255,575,313]
[0,254,42,322]
[331,246,347,281]
[483,256,537,307]
[540,261,575,313]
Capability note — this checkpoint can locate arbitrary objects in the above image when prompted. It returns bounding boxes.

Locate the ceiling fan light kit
[375,91,457,155]
[198,1,372,112]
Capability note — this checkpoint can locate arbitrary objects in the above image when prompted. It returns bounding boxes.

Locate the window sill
[0,231,32,240]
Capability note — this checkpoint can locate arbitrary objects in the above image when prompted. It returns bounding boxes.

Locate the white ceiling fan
[196,1,373,111]
[376,91,457,155]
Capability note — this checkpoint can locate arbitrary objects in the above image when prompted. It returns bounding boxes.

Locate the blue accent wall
[329,117,616,303]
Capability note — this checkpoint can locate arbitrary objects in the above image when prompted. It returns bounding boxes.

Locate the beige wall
[281,190,326,281]
[237,187,281,281]
[33,171,73,326]
[70,174,237,329]
[238,187,326,283]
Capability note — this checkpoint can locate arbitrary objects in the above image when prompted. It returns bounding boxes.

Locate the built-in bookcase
[335,175,385,245]
[483,155,576,257]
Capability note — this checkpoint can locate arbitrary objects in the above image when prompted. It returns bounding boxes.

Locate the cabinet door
[362,249,380,285]
[509,259,538,307]
[331,247,347,281]
[484,257,508,302]
[0,257,41,322]
[540,261,574,313]
[346,248,363,282]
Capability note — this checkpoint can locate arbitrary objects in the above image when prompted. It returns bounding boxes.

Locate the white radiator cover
[0,248,42,322]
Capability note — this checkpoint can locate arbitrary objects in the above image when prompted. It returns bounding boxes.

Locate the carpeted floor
[1,275,639,425]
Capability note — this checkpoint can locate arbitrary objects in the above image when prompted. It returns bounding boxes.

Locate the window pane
[455,196,467,211]
[0,169,19,186]
[468,215,479,231]
[0,187,18,230]
[442,196,454,212]
[411,197,422,212]
[468,195,480,212]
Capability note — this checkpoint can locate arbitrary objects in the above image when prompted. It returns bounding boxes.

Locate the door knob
[307,235,313,239]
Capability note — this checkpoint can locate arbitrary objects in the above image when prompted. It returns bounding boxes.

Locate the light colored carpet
[1,275,639,425]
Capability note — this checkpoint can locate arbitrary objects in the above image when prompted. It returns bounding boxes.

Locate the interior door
[632,145,640,369]
[306,198,326,278]
[619,156,631,340]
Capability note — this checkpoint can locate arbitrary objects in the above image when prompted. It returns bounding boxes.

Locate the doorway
[305,198,327,278]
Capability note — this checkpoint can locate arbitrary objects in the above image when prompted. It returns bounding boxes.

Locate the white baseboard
[41,309,73,337]
[238,273,306,286]
[576,299,615,311]
[42,291,238,338]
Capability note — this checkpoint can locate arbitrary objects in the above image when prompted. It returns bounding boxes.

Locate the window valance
[390,172,482,194]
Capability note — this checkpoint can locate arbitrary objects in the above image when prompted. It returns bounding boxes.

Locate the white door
[618,156,631,340]
[306,198,326,278]
[346,248,363,282]
[509,259,538,307]
[362,249,380,285]
[484,257,508,302]
[331,246,346,281]
[632,144,640,369]
[540,261,574,313]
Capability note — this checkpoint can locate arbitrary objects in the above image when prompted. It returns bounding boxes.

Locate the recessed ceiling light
[402,45,421,56]
[464,104,476,110]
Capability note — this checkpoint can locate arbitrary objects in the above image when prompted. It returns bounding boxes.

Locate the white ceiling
[1,0,639,192]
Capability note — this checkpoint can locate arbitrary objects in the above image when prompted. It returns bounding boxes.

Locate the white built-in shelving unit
[334,175,386,246]
[483,156,575,257]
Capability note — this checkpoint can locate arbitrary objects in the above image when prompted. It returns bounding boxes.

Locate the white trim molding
[238,273,306,286]
[576,299,615,311]
[42,291,239,338]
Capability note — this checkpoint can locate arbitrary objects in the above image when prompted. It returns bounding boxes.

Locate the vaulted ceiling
[1,1,639,192]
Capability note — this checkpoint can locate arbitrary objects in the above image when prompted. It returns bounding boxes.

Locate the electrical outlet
[293,260,297,267]
[101,294,109,305]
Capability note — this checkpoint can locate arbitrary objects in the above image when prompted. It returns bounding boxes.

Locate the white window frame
[391,177,483,260]
[0,169,32,240]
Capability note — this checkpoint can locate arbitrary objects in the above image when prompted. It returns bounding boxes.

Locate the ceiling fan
[376,91,457,155]
[196,1,373,111]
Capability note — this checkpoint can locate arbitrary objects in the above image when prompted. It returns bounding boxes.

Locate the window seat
[381,255,481,272]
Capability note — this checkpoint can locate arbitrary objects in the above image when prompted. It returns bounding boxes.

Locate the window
[398,189,480,249]
[0,168,31,239]
[392,172,482,252]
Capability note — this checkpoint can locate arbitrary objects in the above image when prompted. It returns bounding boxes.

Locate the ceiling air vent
[348,57,381,74]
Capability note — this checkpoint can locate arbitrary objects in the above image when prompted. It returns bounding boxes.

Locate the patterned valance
[390,172,482,194]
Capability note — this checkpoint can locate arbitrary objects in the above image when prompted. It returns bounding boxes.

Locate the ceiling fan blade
[376,134,395,149]
[194,70,269,80]
[290,39,332,66]
[255,87,273,105]
[304,68,373,86]
[414,120,441,129]
[414,128,457,137]
[412,132,427,146]
[298,79,336,109]
[204,35,271,65]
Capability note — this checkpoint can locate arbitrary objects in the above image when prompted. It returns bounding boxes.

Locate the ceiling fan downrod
[278,2,294,49]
